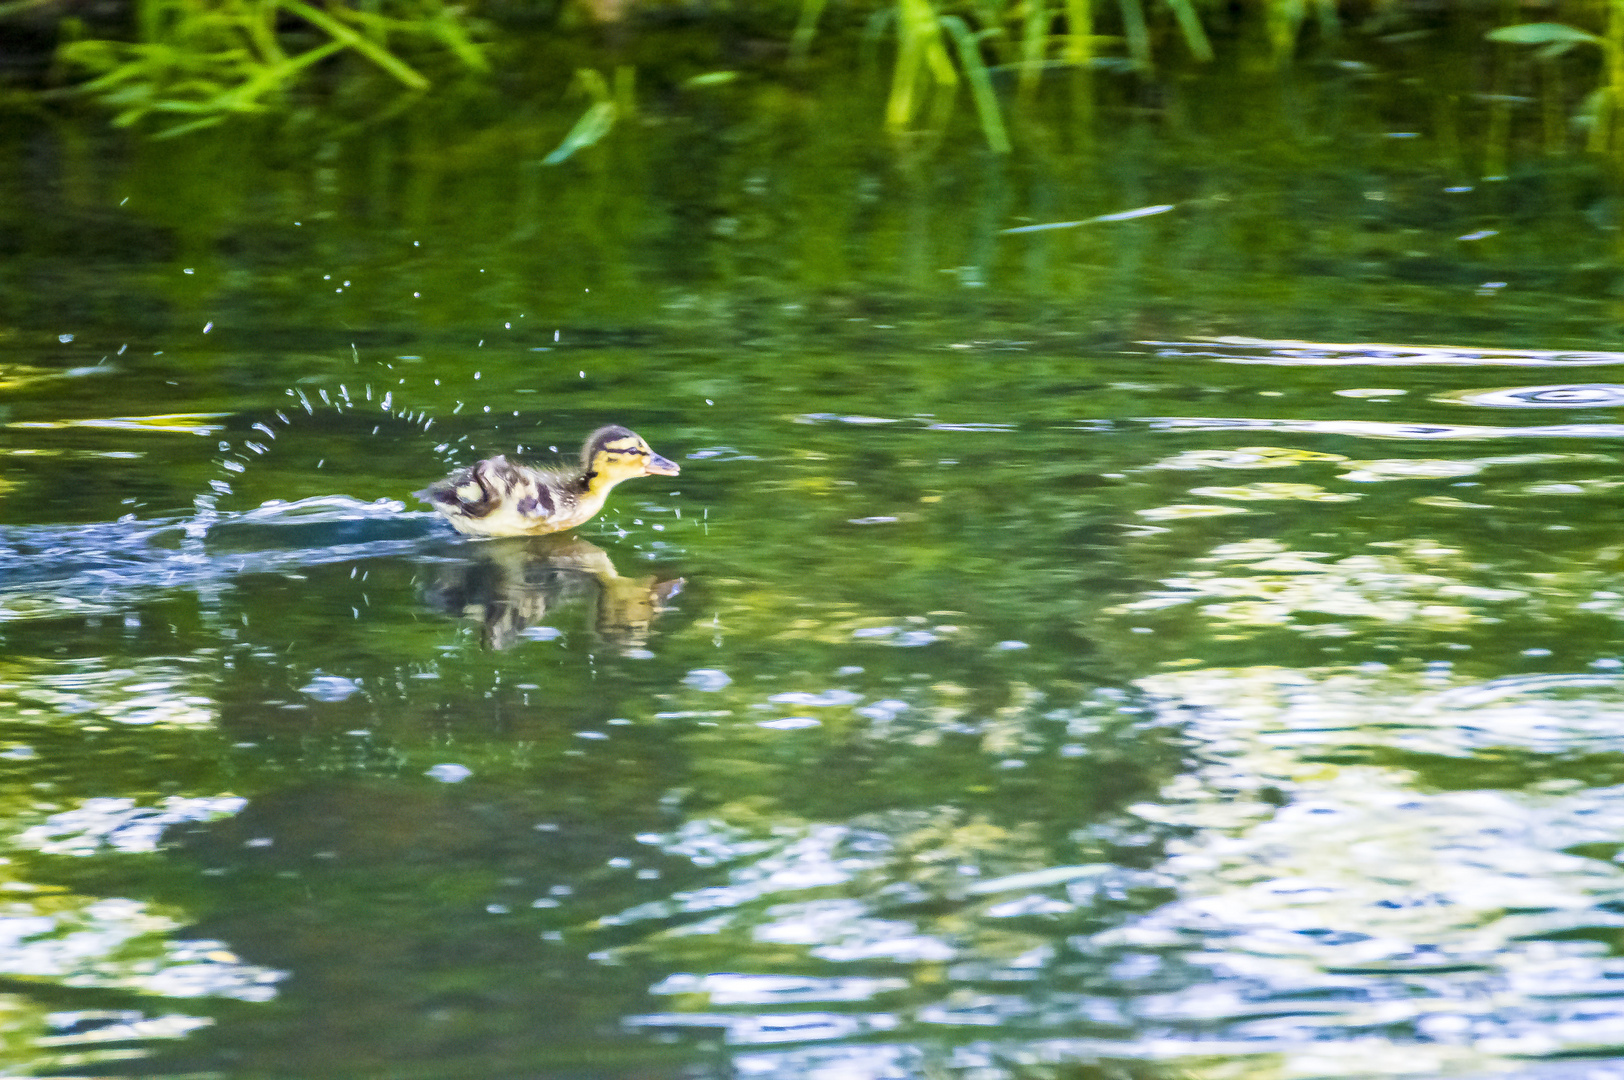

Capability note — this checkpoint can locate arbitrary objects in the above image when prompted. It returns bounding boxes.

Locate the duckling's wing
[417,456,566,530]
[416,455,517,521]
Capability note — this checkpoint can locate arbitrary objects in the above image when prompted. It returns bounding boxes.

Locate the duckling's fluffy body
[416,425,679,538]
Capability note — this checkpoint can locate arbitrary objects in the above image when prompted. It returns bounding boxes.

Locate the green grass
[30,0,1624,167]
[56,0,487,136]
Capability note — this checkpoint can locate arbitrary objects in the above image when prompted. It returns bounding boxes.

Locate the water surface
[3,56,1624,1080]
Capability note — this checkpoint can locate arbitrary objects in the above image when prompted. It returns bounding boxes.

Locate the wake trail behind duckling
[0,497,455,621]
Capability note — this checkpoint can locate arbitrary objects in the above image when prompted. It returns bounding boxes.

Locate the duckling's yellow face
[588,429,680,486]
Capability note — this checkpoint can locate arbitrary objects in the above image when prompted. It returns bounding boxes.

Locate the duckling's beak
[643,452,680,477]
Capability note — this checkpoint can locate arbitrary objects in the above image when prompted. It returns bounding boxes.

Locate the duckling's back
[416,456,579,537]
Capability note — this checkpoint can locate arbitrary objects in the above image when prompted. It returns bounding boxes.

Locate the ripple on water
[1417,672,1624,753]
[299,675,361,702]
[1127,665,1624,1063]
[1436,383,1624,408]
[17,796,247,855]
[682,668,733,692]
[850,625,942,646]
[795,413,899,426]
[625,1010,899,1045]
[1188,483,1359,503]
[0,659,216,729]
[649,972,907,1005]
[1152,446,1348,470]
[6,413,230,435]
[769,690,863,708]
[1337,452,1609,483]
[685,446,761,462]
[1142,417,1624,440]
[1136,504,1250,520]
[1112,538,1525,631]
[1146,337,1624,367]
[0,887,282,1001]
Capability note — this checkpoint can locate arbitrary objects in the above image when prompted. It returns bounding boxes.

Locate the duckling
[415,425,679,538]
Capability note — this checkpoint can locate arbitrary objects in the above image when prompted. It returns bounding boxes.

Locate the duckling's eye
[599,438,647,462]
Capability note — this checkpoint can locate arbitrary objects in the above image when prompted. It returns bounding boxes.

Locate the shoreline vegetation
[0,0,1621,160]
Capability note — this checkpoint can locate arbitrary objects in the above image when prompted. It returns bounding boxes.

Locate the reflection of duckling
[415,425,679,538]
[423,534,682,652]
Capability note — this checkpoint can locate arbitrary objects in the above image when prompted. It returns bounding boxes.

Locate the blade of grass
[543,100,615,165]
[1063,0,1093,64]
[890,0,956,130]
[424,8,490,71]
[789,0,827,66]
[544,68,616,165]
[277,0,429,90]
[1163,0,1212,61]
[888,27,923,129]
[1018,0,1046,98]
[1117,0,1150,71]
[860,5,896,74]
[970,0,1010,64]
[941,14,1010,152]
[244,0,289,65]
[1609,0,1624,154]
[154,114,231,137]
[1264,0,1303,63]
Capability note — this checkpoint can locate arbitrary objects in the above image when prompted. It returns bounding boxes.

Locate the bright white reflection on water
[1129,663,1624,1067]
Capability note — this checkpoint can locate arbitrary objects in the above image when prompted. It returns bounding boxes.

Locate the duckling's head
[581,425,680,490]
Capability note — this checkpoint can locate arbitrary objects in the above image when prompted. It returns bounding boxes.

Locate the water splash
[0,496,447,622]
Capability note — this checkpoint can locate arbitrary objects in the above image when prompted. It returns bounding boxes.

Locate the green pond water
[7,51,1624,1080]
